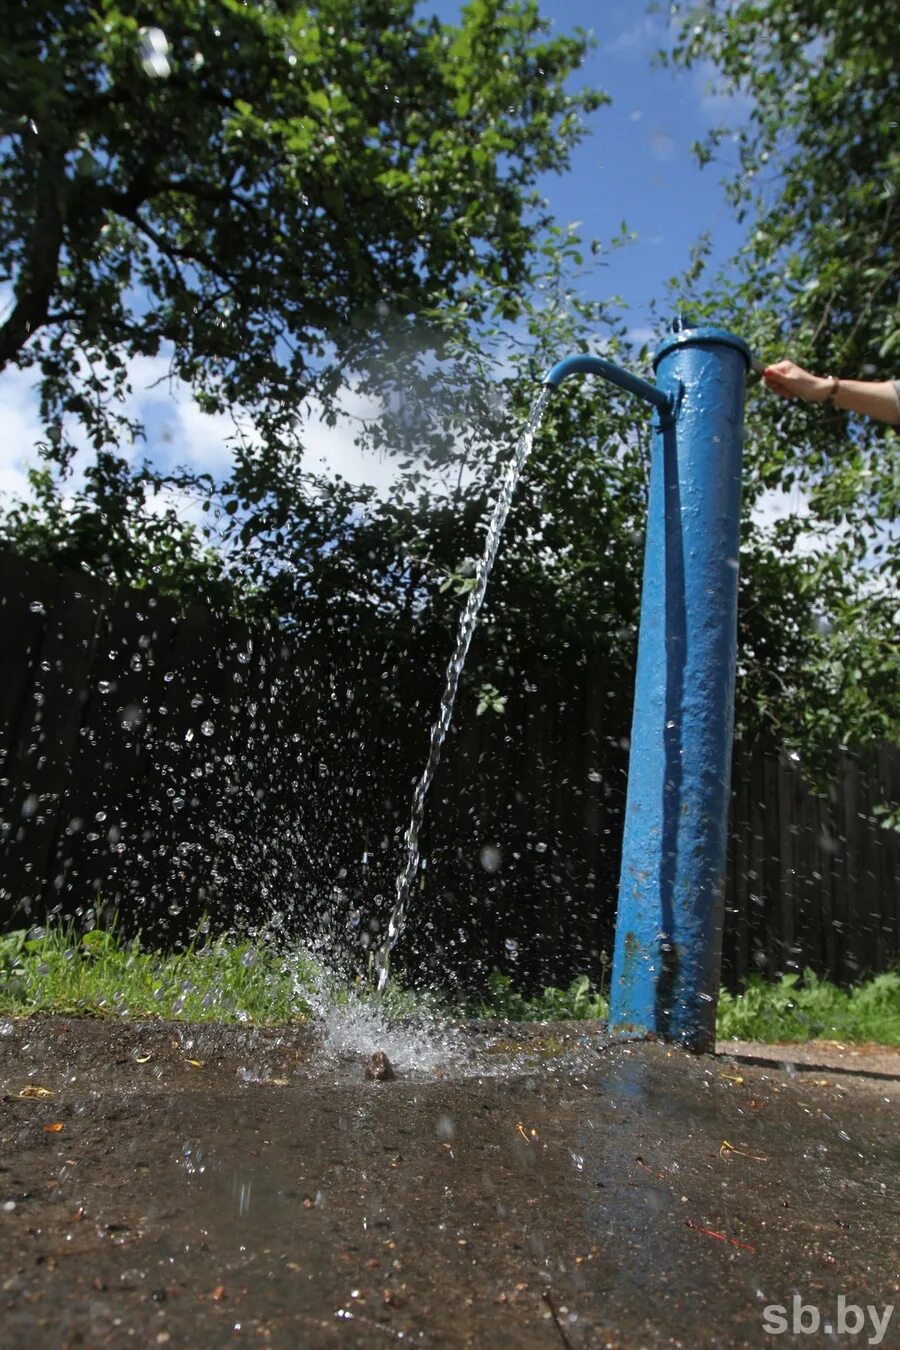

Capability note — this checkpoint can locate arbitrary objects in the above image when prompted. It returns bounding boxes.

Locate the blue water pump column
[608,324,751,1052]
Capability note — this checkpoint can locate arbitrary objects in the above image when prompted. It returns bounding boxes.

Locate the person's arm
[763,359,900,426]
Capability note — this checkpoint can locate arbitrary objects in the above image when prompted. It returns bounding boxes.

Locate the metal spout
[541,352,674,419]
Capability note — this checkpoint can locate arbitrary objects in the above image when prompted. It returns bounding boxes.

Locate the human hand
[763,359,833,403]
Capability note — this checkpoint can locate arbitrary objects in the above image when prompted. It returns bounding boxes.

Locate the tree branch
[115,201,235,290]
[0,143,66,372]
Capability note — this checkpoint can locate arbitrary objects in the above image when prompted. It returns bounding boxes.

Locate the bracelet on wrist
[824,375,840,407]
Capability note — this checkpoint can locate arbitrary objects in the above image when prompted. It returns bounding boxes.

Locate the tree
[0,459,234,604]
[664,0,897,555]
[0,0,603,463]
[5,0,893,775]
[662,0,899,764]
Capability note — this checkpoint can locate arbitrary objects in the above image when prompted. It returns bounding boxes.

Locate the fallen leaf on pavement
[43,1122,64,1133]
[18,1086,54,1099]
[635,1155,666,1180]
[720,1139,769,1163]
[685,1217,756,1252]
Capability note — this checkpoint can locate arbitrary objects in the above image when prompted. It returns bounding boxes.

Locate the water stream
[373,386,553,992]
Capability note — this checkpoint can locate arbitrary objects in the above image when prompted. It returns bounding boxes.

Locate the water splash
[374,387,553,992]
[293,955,467,1075]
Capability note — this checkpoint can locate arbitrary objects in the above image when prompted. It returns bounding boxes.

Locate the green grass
[0,924,320,1025]
[468,972,609,1022]
[715,970,900,1045]
[1,925,898,1045]
[469,968,900,1045]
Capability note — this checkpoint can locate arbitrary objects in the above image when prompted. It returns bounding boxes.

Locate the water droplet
[139,26,171,78]
[479,844,502,873]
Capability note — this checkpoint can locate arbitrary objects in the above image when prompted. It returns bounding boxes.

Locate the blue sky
[0,2,754,505]
[430,0,748,336]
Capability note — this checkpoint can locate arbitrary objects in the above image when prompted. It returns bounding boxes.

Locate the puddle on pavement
[0,1011,615,1099]
[1,1018,898,1348]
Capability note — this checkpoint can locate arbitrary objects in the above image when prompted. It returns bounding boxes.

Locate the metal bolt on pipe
[543,320,752,1052]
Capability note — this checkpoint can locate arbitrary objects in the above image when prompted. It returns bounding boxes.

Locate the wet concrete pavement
[0,1017,898,1348]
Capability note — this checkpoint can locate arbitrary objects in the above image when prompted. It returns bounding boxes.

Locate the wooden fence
[1,548,897,988]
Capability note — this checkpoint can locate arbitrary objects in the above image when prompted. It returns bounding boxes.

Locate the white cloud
[649,130,676,163]
[750,484,861,564]
[0,350,243,516]
[691,58,754,124]
[0,343,467,516]
[161,395,243,474]
[751,484,810,533]
[627,326,657,347]
[604,16,664,57]
[0,364,45,504]
[119,351,246,478]
[142,480,210,533]
[301,385,399,495]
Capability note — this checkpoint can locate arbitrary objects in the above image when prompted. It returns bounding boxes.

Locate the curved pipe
[542,352,674,417]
